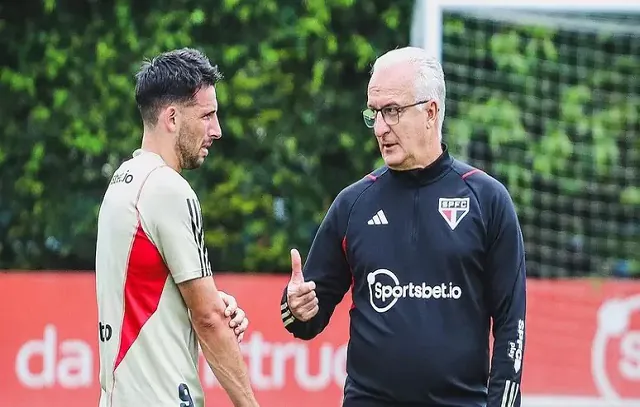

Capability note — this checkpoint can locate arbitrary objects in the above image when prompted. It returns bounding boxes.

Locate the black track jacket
[280,144,527,407]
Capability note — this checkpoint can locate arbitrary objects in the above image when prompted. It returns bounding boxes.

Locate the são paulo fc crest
[438,197,470,230]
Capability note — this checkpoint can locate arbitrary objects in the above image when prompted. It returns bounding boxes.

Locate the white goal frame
[416,0,640,406]
[421,0,640,62]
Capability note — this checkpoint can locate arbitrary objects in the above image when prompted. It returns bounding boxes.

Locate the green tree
[442,13,640,277]
[0,0,415,271]
[2,2,637,278]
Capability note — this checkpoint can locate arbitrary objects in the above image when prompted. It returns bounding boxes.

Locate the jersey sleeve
[280,192,353,340]
[137,167,212,284]
[485,182,527,407]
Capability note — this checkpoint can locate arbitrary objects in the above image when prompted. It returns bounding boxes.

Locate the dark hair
[134,47,223,125]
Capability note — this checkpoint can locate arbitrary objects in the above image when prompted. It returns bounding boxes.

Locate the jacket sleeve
[280,195,353,340]
[486,183,527,407]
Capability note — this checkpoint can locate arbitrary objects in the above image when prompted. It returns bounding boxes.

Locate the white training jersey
[95,149,212,407]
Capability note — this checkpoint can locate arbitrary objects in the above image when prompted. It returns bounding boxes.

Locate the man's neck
[140,131,181,172]
[417,142,443,169]
[393,142,443,171]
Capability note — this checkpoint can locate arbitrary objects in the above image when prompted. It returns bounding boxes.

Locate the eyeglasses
[362,100,430,128]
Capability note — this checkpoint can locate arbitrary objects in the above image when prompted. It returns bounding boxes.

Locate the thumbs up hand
[286,249,319,322]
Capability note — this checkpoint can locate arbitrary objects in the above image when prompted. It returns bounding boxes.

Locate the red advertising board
[1,272,639,407]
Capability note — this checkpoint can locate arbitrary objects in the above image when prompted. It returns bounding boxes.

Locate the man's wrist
[280,287,308,330]
[280,297,299,327]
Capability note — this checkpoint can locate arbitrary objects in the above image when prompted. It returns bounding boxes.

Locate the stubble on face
[175,120,203,170]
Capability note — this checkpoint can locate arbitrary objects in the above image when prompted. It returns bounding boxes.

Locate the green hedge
[1,1,637,276]
[0,0,414,271]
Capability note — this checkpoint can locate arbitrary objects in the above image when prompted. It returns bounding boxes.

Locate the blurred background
[0,0,639,406]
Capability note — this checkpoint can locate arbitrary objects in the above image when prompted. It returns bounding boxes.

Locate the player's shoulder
[145,166,195,198]
[333,166,388,208]
[450,158,513,206]
[129,150,198,203]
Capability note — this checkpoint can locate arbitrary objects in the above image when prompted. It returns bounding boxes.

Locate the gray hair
[371,47,446,139]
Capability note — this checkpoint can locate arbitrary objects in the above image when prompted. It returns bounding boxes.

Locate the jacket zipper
[411,190,419,243]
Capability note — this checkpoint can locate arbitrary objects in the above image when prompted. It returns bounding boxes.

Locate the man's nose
[209,118,222,140]
[373,113,390,138]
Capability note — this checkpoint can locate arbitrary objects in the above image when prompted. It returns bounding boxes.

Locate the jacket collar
[388,143,453,186]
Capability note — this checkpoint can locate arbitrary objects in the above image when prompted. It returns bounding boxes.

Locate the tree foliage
[0,2,637,277]
[0,0,413,271]
[442,13,640,277]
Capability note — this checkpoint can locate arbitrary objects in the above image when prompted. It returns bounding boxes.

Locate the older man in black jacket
[280,46,527,407]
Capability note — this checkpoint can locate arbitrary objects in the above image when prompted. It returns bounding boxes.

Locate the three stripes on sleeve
[186,198,212,278]
[501,379,520,407]
[281,302,295,327]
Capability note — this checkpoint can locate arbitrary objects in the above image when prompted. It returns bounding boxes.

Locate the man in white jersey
[96,48,259,407]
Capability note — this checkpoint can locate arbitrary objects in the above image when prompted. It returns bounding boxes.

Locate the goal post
[412,0,640,279]
[412,1,640,406]
[417,0,640,62]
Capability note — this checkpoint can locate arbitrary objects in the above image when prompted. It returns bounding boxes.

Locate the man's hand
[286,249,319,321]
[219,291,249,343]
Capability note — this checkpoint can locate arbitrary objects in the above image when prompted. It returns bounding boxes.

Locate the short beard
[176,127,202,170]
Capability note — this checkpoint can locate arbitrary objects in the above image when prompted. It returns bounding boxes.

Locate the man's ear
[426,100,438,129]
[161,106,179,133]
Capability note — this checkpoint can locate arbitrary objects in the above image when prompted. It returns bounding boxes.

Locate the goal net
[413,0,640,280]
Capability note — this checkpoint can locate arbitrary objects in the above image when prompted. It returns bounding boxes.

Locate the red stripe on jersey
[461,168,482,179]
[113,223,169,371]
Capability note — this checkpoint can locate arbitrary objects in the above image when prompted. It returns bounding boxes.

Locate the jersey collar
[133,148,166,163]
[388,143,453,186]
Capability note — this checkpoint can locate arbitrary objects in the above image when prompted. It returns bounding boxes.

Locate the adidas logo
[367,210,388,225]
